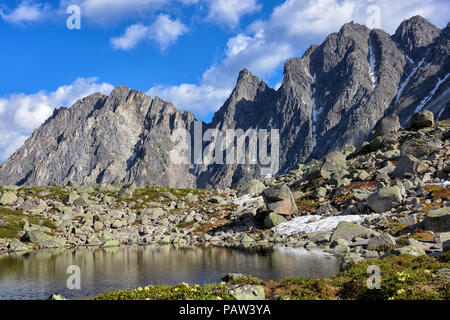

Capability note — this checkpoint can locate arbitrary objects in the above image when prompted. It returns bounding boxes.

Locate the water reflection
[0,245,340,300]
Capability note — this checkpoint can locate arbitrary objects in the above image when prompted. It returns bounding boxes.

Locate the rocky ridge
[0,16,449,188]
[1,111,449,271]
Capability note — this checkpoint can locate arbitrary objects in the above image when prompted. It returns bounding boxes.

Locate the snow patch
[414,74,450,114]
[273,215,377,236]
[368,42,378,89]
[233,194,263,208]
[427,180,450,187]
[395,57,425,105]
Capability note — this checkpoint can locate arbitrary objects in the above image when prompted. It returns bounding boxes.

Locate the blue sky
[0,0,449,162]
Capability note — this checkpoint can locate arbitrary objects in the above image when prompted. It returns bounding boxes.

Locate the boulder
[393,155,428,178]
[118,185,134,199]
[263,212,287,228]
[237,179,266,196]
[372,114,401,137]
[383,245,426,258]
[367,233,397,250]
[0,191,18,205]
[330,222,377,242]
[63,191,79,205]
[7,239,32,252]
[261,184,298,216]
[228,285,265,300]
[340,252,364,270]
[21,230,66,248]
[423,207,450,233]
[366,186,403,213]
[320,151,348,180]
[407,110,434,130]
[145,207,165,219]
[436,232,450,252]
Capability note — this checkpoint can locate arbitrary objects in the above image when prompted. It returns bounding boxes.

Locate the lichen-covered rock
[331,222,377,242]
[407,110,434,130]
[0,191,18,205]
[237,179,266,196]
[367,233,397,250]
[423,207,450,233]
[228,285,265,300]
[21,230,66,248]
[262,184,298,216]
[372,114,401,137]
[263,212,287,228]
[366,186,403,213]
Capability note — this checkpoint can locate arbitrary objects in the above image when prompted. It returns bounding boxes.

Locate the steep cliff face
[0,86,197,187]
[0,16,448,188]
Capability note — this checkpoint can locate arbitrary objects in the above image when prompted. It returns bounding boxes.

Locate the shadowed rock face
[0,16,449,188]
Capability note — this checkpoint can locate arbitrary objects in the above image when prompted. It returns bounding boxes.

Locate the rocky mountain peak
[0,16,448,189]
[393,15,441,60]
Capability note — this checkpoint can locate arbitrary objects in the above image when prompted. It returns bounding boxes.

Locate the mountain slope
[0,16,449,188]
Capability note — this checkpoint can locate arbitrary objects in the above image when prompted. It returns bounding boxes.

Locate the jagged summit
[0,15,448,188]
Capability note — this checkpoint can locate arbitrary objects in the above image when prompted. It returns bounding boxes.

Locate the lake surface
[0,245,340,300]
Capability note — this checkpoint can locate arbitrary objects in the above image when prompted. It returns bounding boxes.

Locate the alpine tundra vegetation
[0,15,449,300]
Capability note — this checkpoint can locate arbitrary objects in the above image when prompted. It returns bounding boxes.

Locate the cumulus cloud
[111,24,150,50]
[111,14,188,51]
[0,1,49,24]
[148,0,449,116]
[148,14,188,50]
[59,0,169,24]
[0,77,114,162]
[205,0,261,27]
[148,84,231,117]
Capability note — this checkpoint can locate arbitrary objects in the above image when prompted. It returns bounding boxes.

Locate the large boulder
[0,191,18,205]
[372,114,401,138]
[319,151,348,180]
[330,221,377,242]
[407,110,434,130]
[367,233,397,250]
[228,285,265,300]
[21,230,66,248]
[261,184,298,216]
[393,155,428,178]
[237,179,266,196]
[383,245,426,258]
[423,207,450,233]
[366,186,403,213]
[263,212,287,228]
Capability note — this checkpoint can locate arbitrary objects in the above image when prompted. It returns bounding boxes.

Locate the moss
[0,207,56,239]
[94,282,233,300]
[176,221,196,229]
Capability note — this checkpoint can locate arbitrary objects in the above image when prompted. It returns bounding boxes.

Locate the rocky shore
[1,111,449,273]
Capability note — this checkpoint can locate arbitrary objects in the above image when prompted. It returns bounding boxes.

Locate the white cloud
[111,24,150,50]
[0,77,114,162]
[148,84,231,117]
[145,0,449,117]
[111,14,188,51]
[60,0,169,24]
[148,14,188,50]
[206,0,261,27]
[0,1,49,24]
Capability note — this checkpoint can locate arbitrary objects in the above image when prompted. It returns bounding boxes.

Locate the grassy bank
[94,253,450,300]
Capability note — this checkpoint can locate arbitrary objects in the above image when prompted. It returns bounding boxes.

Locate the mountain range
[0,15,449,188]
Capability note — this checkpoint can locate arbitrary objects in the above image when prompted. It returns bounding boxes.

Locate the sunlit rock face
[1,16,448,188]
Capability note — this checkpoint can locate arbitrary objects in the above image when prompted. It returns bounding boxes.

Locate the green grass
[0,207,57,239]
[94,282,233,300]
